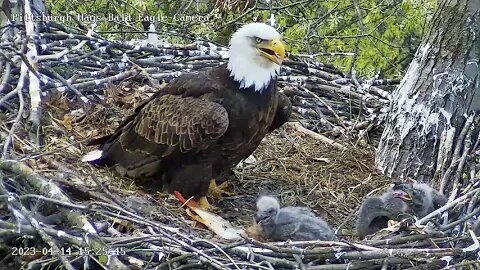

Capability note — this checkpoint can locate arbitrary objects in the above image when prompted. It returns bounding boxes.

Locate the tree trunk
[376,0,480,193]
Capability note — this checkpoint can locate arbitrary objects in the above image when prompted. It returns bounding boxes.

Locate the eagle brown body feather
[92,64,291,199]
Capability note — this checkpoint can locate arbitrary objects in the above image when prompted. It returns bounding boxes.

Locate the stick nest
[1,16,480,270]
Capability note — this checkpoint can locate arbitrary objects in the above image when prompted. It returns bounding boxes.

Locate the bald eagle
[84,23,292,208]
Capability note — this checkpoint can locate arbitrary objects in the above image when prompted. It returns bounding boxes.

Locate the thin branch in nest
[42,67,89,103]
[439,113,475,193]
[417,187,480,226]
[22,0,42,135]
[2,68,25,158]
[0,173,76,269]
[288,122,347,150]
[0,89,18,108]
[0,160,130,267]
[0,60,11,93]
[90,175,129,210]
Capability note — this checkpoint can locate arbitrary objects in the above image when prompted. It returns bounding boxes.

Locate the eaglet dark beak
[255,215,272,225]
[393,190,412,201]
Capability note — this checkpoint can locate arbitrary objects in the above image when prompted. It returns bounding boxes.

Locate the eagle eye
[255,37,263,43]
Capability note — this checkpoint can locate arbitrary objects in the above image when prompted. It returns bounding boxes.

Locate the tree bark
[376,0,480,193]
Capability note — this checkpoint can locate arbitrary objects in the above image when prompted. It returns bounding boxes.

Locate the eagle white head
[227,23,286,92]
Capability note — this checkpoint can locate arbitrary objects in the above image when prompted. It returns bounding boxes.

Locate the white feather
[227,23,281,92]
[81,150,103,162]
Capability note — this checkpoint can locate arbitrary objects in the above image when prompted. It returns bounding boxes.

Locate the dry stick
[233,244,463,267]
[450,120,474,194]
[470,132,480,156]
[93,209,228,270]
[37,26,92,62]
[0,61,11,93]
[363,233,442,247]
[16,195,175,267]
[229,247,299,268]
[288,122,347,150]
[191,239,241,270]
[246,238,381,256]
[308,257,412,270]
[298,85,349,132]
[466,189,480,214]
[43,159,132,201]
[223,262,273,270]
[0,160,129,269]
[112,234,248,268]
[19,205,76,270]
[274,239,376,250]
[89,175,129,210]
[0,173,76,269]
[19,137,91,161]
[2,70,25,158]
[38,24,97,103]
[0,88,18,108]
[439,113,475,193]
[44,67,89,103]
[17,194,227,270]
[0,219,86,248]
[309,247,464,261]
[48,69,140,93]
[441,205,480,231]
[0,160,94,229]
[22,0,42,131]
[18,193,180,235]
[335,205,360,235]
[416,187,480,225]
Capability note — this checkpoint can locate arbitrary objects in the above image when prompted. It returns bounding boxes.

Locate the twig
[288,122,347,150]
[2,69,25,158]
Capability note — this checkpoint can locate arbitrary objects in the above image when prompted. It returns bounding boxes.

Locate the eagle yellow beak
[258,38,286,65]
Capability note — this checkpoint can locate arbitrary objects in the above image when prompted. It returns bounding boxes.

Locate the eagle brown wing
[99,93,229,172]
[269,92,292,132]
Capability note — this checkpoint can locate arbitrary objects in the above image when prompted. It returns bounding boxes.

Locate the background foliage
[46,0,437,78]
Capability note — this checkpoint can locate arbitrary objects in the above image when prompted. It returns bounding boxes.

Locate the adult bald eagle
[85,23,291,208]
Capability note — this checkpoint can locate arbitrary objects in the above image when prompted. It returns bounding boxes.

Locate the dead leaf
[186,207,245,240]
[62,115,73,131]
[174,191,245,240]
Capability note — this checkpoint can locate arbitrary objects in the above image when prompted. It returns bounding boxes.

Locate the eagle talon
[208,179,234,199]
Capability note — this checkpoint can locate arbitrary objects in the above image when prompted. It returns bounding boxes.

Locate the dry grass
[220,128,391,237]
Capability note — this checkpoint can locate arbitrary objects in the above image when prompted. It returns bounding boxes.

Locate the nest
[1,6,480,270]
[215,0,255,14]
